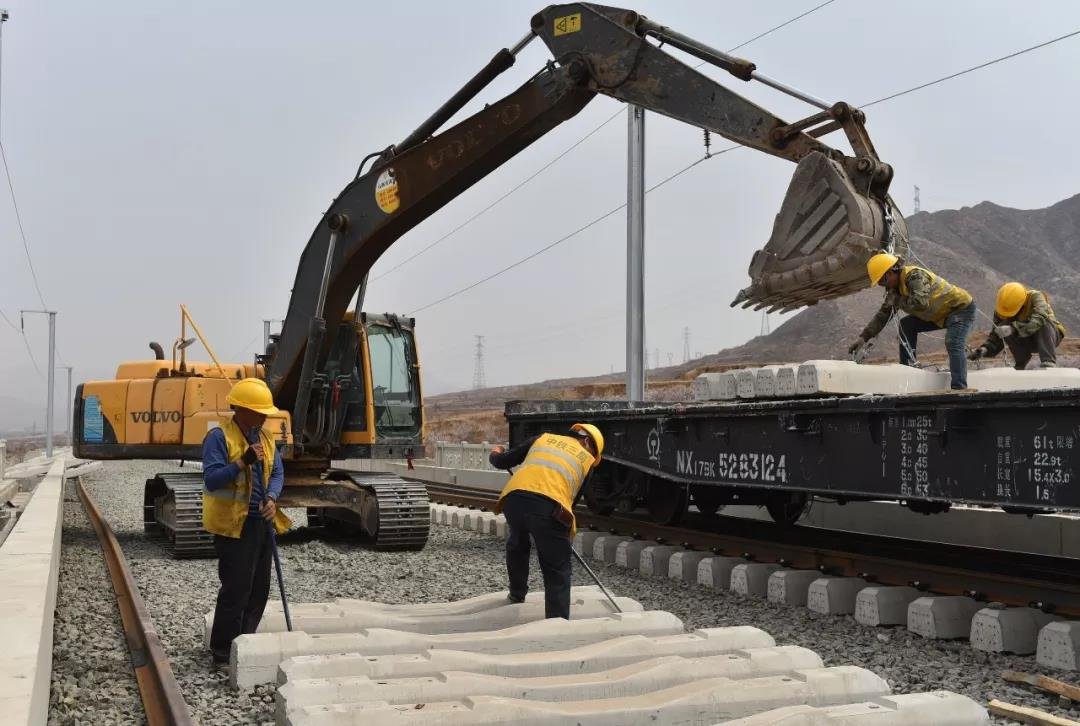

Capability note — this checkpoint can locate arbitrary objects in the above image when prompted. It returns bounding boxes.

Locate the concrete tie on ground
[855,587,921,627]
[592,535,633,563]
[206,586,629,643]
[282,666,891,726]
[668,551,707,581]
[907,596,982,640]
[638,545,683,577]
[573,530,604,555]
[731,563,782,597]
[232,610,685,688]
[807,577,868,616]
[721,691,989,725]
[276,626,776,683]
[615,539,657,569]
[1036,620,1080,671]
[276,648,825,718]
[698,556,745,590]
[767,570,821,606]
[0,458,66,726]
[969,606,1061,655]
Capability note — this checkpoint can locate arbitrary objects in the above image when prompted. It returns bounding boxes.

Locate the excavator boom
[268,2,906,450]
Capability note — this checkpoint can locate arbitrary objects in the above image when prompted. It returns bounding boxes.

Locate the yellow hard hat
[226,377,279,415]
[570,423,604,461]
[996,282,1028,318]
[866,253,899,285]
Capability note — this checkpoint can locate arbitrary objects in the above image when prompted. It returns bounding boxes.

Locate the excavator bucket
[732,151,908,312]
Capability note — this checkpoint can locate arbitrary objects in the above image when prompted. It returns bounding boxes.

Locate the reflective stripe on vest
[527,444,588,481]
[899,266,973,326]
[202,419,291,538]
[495,433,596,538]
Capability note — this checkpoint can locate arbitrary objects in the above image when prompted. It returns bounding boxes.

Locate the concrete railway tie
[255,587,988,725]
[214,508,989,724]
[429,502,1080,672]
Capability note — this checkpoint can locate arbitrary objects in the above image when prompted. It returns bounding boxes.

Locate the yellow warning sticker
[553,13,581,36]
[374,168,400,214]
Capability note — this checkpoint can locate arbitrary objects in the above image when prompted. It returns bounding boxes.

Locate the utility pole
[625,105,646,401]
[0,9,9,137]
[472,335,486,390]
[913,185,921,214]
[58,365,72,441]
[21,309,56,457]
[667,352,673,367]
[682,327,691,363]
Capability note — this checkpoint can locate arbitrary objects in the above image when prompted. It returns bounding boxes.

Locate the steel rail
[422,480,1080,617]
[76,478,194,726]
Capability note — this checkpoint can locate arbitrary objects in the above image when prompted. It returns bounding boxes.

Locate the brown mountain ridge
[425,192,1080,443]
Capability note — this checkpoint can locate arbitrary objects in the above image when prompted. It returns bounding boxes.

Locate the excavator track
[144,473,216,559]
[342,471,430,551]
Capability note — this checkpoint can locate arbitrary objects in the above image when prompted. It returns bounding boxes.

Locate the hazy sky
[2,1,1080,425]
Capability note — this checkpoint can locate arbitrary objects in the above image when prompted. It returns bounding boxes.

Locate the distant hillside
[426,192,1080,443]
[713,193,1080,363]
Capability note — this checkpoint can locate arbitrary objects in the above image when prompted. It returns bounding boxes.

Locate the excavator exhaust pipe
[732,150,909,313]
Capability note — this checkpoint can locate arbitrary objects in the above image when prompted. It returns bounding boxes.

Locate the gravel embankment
[49,480,143,725]
[70,460,1079,725]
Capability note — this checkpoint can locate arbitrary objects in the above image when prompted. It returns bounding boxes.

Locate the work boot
[506,593,525,605]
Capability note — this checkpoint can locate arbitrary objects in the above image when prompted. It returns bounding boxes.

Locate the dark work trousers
[898,302,977,389]
[501,490,573,620]
[209,516,273,660]
[1005,323,1064,369]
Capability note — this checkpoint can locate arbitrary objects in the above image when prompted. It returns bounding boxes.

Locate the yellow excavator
[73,3,908,557]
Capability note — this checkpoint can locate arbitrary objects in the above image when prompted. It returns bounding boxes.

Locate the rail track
[424,480,1080,617]
[76,478,193,726]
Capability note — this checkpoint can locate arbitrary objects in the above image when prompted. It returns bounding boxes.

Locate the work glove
[240,446,259,465]
[967,347,987,361]
[847,337,867,357]
[995,324,1015,339]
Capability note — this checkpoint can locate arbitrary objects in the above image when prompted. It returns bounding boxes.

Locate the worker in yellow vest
[489,423,604,619]
[969,282,1066,369]
[203,378,291,664]
[848,253,976,389]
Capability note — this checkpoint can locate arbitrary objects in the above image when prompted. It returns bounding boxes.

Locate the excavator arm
[267,3,907,450]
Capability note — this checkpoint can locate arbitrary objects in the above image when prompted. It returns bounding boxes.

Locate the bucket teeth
[734,151,908,311]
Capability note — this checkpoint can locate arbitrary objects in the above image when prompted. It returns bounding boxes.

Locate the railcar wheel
[691,485,725,516]
[765,492,808,526]
[645,477,688,526]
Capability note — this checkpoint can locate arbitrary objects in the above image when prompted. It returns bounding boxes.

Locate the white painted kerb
[0,458,66,726]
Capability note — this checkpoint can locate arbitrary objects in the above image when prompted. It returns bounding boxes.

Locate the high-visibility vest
[495,433,596,538]
[202,419,292,538]
[899,265,972,326]
[1016,290,1067,337]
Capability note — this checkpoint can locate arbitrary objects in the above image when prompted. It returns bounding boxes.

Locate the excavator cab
[336,313,424,458]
